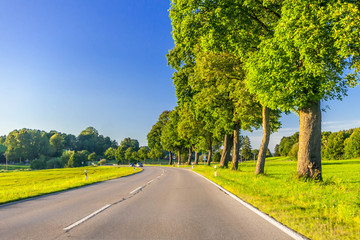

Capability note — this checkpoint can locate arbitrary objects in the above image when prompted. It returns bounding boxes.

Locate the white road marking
[147,180,154,184]
[190,170,308,240]
[64,204,111,232]
[129,187,142,194]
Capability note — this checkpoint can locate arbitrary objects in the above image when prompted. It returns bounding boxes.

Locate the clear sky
[0,1,359,151]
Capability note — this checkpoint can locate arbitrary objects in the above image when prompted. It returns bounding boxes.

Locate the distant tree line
[274,128,360,160]
[0,127,150,170]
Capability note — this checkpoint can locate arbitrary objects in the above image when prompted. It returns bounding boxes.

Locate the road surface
[0,167,296,239]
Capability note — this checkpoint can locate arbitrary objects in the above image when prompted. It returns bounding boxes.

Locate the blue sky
[0,1,359,151]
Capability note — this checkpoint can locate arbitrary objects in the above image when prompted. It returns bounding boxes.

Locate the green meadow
[0,166,142,205]
[190,157,360,240]
[0,165,30,171]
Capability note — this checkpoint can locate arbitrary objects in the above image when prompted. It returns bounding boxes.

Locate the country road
[0,167,296,240]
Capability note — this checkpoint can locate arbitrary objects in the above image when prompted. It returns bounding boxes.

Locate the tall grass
[0,166,142,204]
[191,157,360,240]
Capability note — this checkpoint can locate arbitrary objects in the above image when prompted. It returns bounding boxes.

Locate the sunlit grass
[0,166,142,204]
[189,157,360,240]
[0,165,30,171]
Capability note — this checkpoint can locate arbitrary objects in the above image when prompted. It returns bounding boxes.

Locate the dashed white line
[64,204,111,232]
[129,187,142,194]
[147,179,154,184]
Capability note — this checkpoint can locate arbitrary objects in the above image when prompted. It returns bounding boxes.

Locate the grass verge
[0,166,142,205]
[189,157,360,240]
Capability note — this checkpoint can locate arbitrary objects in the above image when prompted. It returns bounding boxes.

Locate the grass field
[185,157,360,240]
[0,165,30,171]
[0,166,142,205]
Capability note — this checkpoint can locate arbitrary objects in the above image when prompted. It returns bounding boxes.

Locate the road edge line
[63,204,111,232]
[190,170,308,240]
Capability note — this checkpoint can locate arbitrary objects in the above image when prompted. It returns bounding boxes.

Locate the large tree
[147,111,170,160]
[246,1,360,179]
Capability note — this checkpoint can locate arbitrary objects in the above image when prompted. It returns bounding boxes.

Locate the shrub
[31,159,46,170]
[98,159,106,165]
[46,158,64,169]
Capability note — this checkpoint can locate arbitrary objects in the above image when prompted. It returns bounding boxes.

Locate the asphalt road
[0,167,295,240]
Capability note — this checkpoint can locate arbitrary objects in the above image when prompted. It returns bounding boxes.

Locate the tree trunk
[255,106,270,175]
[219,134,233,168]
[298,100,322,180]
[187,146,192,165]
[177,149,181,165]
[168,151,172,165]
[207,141,212,166]
[194,151,199,165]
[231,123,240,170]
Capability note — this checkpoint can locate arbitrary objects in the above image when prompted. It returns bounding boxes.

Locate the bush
[46,158,64,169]
[31,159,46,170]
[98,159,106,165]
[213,151,221,162]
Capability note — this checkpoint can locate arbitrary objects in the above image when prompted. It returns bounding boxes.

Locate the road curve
[0,167,295,240]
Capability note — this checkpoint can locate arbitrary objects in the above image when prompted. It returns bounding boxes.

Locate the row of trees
[276,128,360,160]
[159,0,360,179]
[103,138,150,164]
[0,127,117,164]
[0,127,152,169]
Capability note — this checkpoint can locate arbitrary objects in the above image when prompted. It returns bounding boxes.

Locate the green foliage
[97,159,106,165]
[323,131,348,160]
[88,152,97,162]
[49,133,65,156]
[46,158,64,169]
[137,146,149,160]
[273,144,280,157]
[288,142,299,160]
[30,158,46,170]
[344,128,360,159]
[213,151,221,163]
[77,127,117,156]
[147,111,169,159]
[241,136,252,160]
[279,133,299,157]
[245,1,360,112]
[104,147,116,160]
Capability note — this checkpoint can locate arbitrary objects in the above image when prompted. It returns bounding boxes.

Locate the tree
[241,136,252,161]
[147,111,169,159]
[104,147,116,161]
[88,152,97,162]
[138,147,150,161]
[323,131,347,160]
[344,128,360,159]
[161,109,184,165]
[245,1,360,179]
[50,133,65,156]
[274,144,280,157]
[279,133,299,157]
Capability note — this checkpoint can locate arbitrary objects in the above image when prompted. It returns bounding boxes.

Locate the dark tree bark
[219,134,233,168]
[194,151,199,165]
[207,140,212,166]
[187,146,192,165]
[297,100,322,180]
[255,106,270,175]
[177,149,181,165]
[168,151,172,165]
[231,123,240,170]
